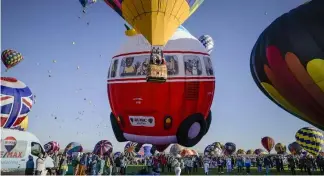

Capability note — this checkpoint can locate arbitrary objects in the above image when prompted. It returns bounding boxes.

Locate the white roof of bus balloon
[115,26,208,56]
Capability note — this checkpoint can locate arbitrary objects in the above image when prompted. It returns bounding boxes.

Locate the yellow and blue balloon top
[295,127,324,156]
[104,0,204,46]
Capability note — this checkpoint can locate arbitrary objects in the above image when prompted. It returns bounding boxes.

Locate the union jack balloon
[1,77,33,130]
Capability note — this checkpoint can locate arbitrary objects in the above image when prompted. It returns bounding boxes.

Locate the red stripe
[107,76,215,82]
[112,51,210,59]
[1,77,17,82]
[22,98,32,108]
[1,96,11,101]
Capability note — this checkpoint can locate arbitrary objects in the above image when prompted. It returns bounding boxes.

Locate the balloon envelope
[288,142,302,155]
[93,140,113,156]
[261,136,275,153]
[124,142,138,157]
[44,141,60,154]
[199,35,214,54]
[224,142,236,155]
[1,49,23,69]
[64,142,83,156]
[275,143,286,154]
[104,0,204,46]
[1,77,33,129]
[250,0,324,130]
[295,127,324,156]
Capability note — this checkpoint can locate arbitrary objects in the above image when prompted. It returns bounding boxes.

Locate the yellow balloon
[19,116,28,131]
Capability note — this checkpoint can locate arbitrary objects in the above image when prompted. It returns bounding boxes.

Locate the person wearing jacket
[36,153,45,175]
[245,157,251,174]
[25,155,34,175]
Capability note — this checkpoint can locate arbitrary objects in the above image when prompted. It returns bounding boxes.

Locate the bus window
[183,55,202,76]
[165,55,179,75]
[120,55,150,77]
[203,57,214,76]
[110,59,118,78]
[31,142,45,157]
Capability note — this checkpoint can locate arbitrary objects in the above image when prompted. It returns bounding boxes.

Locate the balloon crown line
[124,24,138,37]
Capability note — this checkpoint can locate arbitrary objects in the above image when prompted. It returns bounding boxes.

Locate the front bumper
[123,133,177,145]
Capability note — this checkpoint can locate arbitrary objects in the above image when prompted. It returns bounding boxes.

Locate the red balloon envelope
[44,141,60,154]
[107,26,215,149]
[261,136,275,153]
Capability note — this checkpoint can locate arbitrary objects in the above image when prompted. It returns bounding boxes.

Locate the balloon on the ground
[44,141,60,155]
[204,145,213,156]
[295,127,324,156]
[224,142,236,155]
[1,49,24,69]
[103,0,204,46]
[169,144,183,156]
[93,140,113,156]
[275,143,286,154]
[1,77,33,130]
[143,146,152,157]
[124,142,138,158]
[254,148,265,155]
[288,142,302,155]
[113,152,122,159]
[237,149,245,155]
[64,142,83,156]
[198,35,214,54]
[261,136,275,153]
[250,0,324,130]
[246,149,253,155]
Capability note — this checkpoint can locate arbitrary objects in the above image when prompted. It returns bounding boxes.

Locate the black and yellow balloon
[104,0,204,47]
[295,127,324,156]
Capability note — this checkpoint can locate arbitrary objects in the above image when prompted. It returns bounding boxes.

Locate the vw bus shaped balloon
[107,26,215,151]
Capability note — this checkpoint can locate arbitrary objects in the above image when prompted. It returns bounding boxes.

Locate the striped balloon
[124,142,138,158]
[295,127,324,156]
[44,141,60,154]
[261,136,275,153]
[198,35,214,54]
[93,140,113,156]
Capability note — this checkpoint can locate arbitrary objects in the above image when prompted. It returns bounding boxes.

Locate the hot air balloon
[198,35,214,54]
[295,127,324,156]
[250,0,324,130]
[79,0,97,13]
[169,144,184,156]
[237,149,245,155]
[113,152,122,159]
[1,77,33,130]
[275,143,286,154]
[261,136,275,153]
[93,140,113,156]
[104,0,205,82]
[204,145,213,156]
[224,142,236,156]
[1,49,24,69]
[288,142,302,155]
[246,149,253,155]
[143,145,152,157]
[64,142,83,156]
[44,141,60,155]
[108,25,215,150]
[124,142,138,157]
[254,148,265,155]
[180,148,194,157]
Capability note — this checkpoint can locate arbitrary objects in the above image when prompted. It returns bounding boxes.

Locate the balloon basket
[146,64,167,83]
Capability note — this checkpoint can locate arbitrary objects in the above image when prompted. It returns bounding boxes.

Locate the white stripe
[107,79,215,84]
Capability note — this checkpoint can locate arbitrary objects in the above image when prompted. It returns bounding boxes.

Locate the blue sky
[2,0,312,152]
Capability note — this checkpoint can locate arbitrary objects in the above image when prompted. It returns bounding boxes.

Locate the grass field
[67,165,324,175]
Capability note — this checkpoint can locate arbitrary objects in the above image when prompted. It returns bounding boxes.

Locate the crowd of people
[25,151,324,175]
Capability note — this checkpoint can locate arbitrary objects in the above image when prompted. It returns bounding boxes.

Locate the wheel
[205,111,212,134]
[176,113,207,147]
[110,113,127,142]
